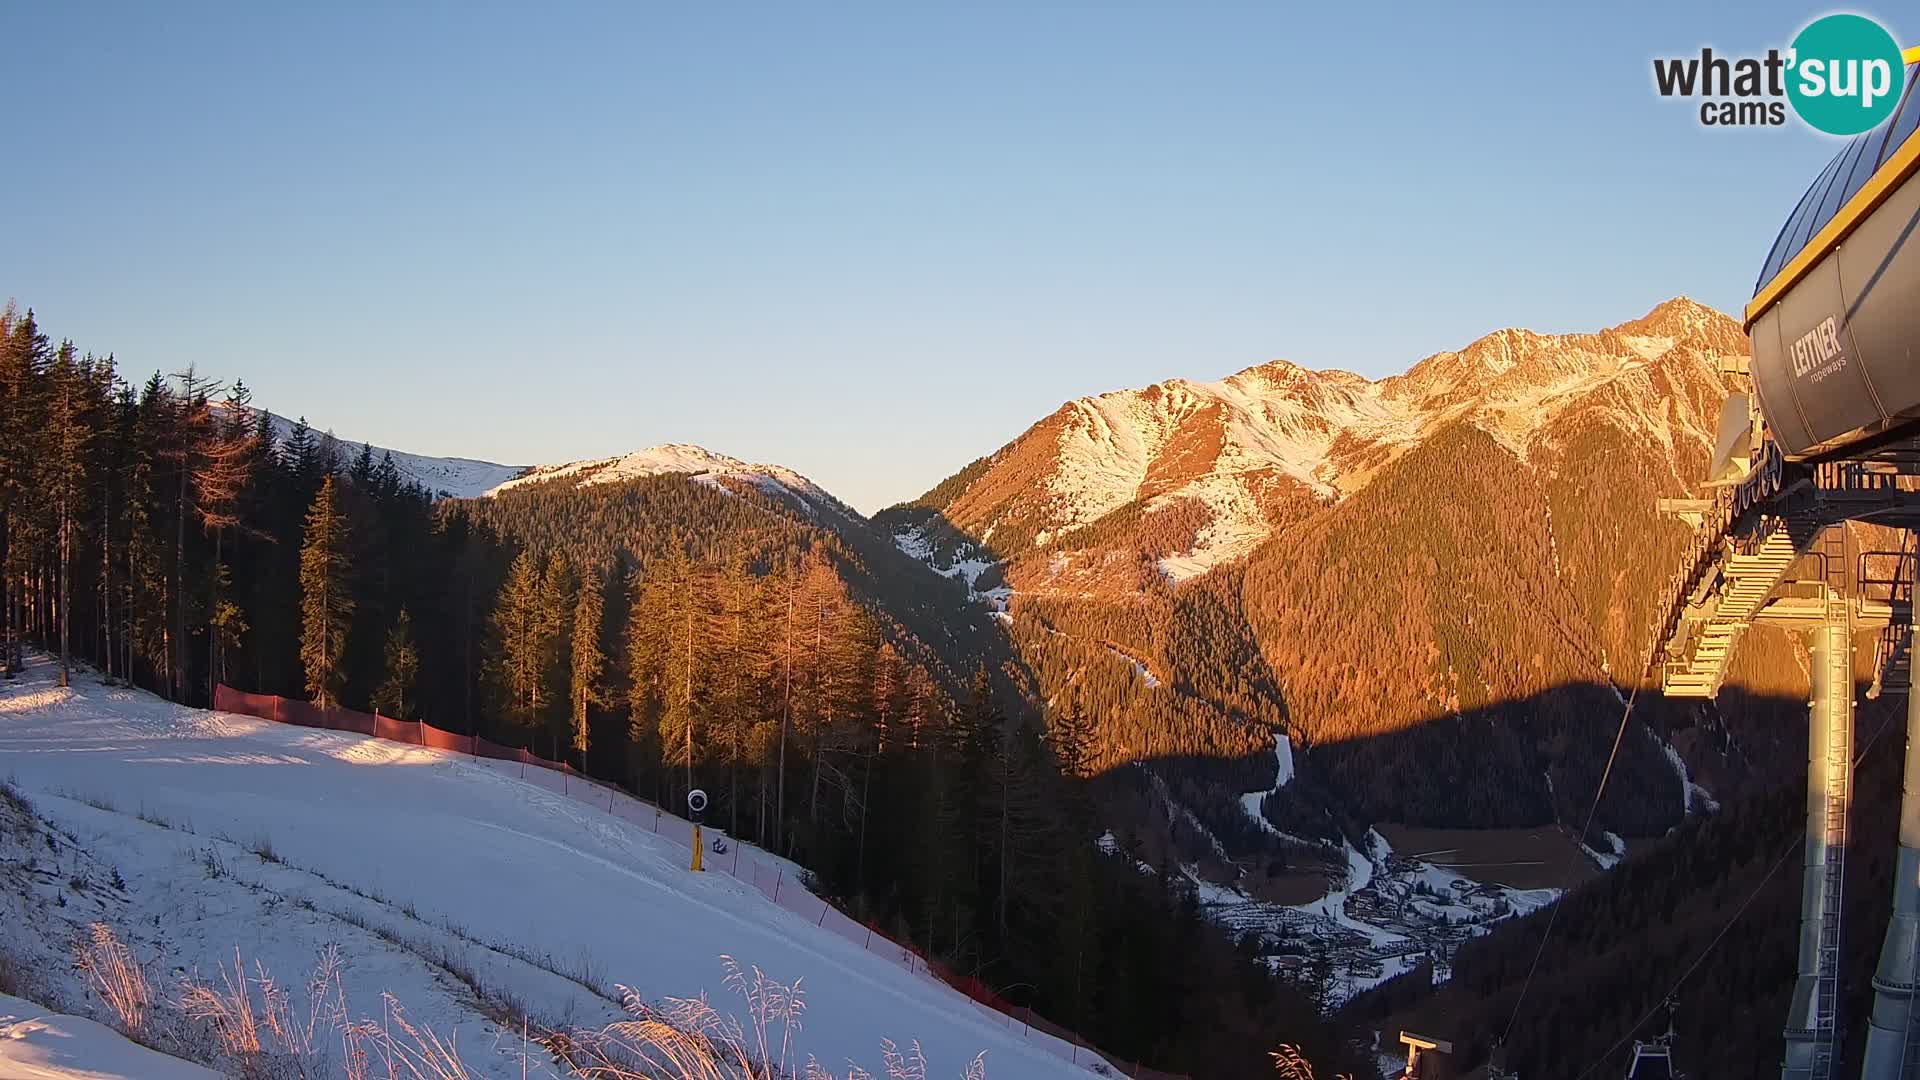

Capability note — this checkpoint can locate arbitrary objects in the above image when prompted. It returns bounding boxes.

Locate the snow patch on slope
[892,525,1010,608]
[1104,644,1160,688]
[1655,733,1717,820]
[0,994,223,1080]
[1238,733,1295,838]
[1580,831,1627,870]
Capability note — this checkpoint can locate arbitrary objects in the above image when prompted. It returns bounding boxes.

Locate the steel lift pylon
[1660,451,1920,1080]
[1863,612,1920,1077]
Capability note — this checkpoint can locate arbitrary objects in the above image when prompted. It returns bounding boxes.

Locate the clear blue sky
[0,2,1892,511]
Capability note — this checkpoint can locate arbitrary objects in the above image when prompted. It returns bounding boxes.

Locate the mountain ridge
[219,405,527,499]
[228,405,863,526]
[483,442,856,521]
[888,296,1746,586]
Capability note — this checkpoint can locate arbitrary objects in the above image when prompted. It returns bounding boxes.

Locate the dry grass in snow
[60,925,992,1080]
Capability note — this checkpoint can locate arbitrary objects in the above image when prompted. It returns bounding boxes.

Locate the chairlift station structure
[1654,55,1920,1080]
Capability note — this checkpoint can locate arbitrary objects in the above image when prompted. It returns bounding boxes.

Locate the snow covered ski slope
[0,657,1102,1079]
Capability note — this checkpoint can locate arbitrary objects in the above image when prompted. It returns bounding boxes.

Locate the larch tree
[871,641,906,754]
[626,549,703,803]
[298,475,353,708]
[712,557,767,838]
[195,381,260,702]
[793,546,866,830]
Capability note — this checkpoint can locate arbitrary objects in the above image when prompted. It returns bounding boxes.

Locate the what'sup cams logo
[1654,13,1910,134]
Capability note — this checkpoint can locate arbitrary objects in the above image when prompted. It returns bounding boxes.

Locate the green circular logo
[1787,14,1907,135]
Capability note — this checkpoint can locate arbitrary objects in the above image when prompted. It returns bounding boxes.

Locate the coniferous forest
[0,304,1352,1078]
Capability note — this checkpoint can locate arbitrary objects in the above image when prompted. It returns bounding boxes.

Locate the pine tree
[283,417,319,499]
[208,562,248,691]
[492,550,548,731]
[373,608,419,719]
[94,369,132,682]
[298,476,353,708]
[373,450,402,500]
[315,431,343,480]
[1047,702,1099,786]
[539,551,577,750]
[0,307,50,677]
[349,442,376,490]
[569,566,607,758]
[45,343,91,687]
[1045,699,1102,1010]
[125,375,172,688]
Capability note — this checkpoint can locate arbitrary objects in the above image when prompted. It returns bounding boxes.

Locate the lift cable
[1563,704,1902,1080]
[1501,492,1787,1051]
[1498,677,1639,1048]
[1497,581,1683,1049]
[1566,821,1802,1080]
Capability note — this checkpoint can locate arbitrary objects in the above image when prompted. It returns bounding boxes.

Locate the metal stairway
[1663,512,1817,698]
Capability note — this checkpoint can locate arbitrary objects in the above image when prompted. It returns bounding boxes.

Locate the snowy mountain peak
[908,297,1746,584]
[1612,292,1751,345]
[485,443,851,519]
